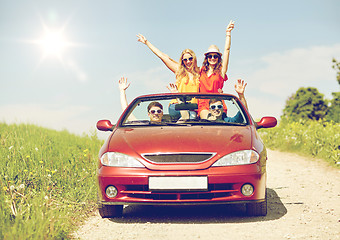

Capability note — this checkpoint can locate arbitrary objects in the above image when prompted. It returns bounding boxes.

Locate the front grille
[142,153,215,163]
[125,183,233,192]
[122,183,235,201]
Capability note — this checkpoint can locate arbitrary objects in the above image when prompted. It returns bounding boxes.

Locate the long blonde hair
[175,49,200,85]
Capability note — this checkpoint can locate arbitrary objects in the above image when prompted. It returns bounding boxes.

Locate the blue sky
[1,0,339,138]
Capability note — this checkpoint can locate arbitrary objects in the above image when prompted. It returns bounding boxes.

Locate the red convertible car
[96,93,277,218]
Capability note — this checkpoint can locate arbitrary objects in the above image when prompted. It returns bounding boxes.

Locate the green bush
[259,118,340,167]
[0,123,103,239]
[282,87,328,121]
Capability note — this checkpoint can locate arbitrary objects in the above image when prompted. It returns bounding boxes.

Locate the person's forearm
[145,41,178,73]
[120,90,129,111]
[224,33,231,51]
[221,34,231,76]
[145,40,165,60]
[238,93,248,111]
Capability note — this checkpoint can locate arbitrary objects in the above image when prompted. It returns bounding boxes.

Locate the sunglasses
[182,57,193,63]
[210,104,223,110]
[149,109,163,114]
[207,54,220,59]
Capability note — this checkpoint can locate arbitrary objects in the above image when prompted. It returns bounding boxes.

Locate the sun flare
[37,29,69,59]
[24,19,85,71]
[41,30,66,56]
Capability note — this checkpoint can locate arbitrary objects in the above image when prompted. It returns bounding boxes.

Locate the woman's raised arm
[137,34,179,73]
[221,20,235,78]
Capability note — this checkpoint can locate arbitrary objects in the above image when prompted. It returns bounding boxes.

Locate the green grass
[0,123,104,239]
[259,119,340,167]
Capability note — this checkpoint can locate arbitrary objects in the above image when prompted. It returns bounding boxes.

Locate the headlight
[212,150,259,167]
[100,152,145,168]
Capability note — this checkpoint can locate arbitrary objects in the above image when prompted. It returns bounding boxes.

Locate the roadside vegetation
[259,118,340,167]
[0,123,103,239]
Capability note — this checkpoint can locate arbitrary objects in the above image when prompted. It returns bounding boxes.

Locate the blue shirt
[222,112,244,123]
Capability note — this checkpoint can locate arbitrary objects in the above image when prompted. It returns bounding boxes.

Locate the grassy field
[0,123,103,239]
[259,119,340,167]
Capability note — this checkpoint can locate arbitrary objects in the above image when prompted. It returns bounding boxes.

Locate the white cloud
[247,96,283,121]
[231,44,340,120]
[250,44,340,98]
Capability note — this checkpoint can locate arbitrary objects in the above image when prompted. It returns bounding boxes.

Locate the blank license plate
[149,176,208,191]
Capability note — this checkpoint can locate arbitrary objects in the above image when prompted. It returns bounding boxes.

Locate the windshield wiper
[147,121,192,126]
[162,122,192,126]
[123,120,150,126]
[197,120,247,126]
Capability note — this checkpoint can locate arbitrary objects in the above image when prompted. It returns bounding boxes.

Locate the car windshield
[120,94,249,127]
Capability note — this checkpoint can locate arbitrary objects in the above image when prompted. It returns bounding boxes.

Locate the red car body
[97,93,277,217]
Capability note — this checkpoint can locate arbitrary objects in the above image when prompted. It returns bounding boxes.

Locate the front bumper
[97,164,266,205]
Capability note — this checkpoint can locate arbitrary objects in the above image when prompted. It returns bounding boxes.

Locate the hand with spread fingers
[136,34,147,44]
[234,79,247,95]
[167,83,179,93]
[118,77,130,91]
[234,79,248,110]
[118,76,131,112]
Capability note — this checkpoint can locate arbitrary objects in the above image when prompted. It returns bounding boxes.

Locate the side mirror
[97,120,115,132]
[256,117,277,129]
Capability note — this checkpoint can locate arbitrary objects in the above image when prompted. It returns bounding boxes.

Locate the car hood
[109,125,253,170]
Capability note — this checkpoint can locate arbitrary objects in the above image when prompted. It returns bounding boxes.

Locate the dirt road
[72,150,340,240]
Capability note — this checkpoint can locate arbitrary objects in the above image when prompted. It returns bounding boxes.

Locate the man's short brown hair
[147,101,163,112]
[209,98,222,105]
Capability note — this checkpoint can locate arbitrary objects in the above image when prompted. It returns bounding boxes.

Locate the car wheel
[246,191,267,216]
[98,204,123,218]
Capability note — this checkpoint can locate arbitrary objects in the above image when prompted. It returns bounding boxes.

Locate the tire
[246,191,267,216]
[98,204,123,218]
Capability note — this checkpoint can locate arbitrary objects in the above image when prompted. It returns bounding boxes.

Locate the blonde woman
[137,35,200,119]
